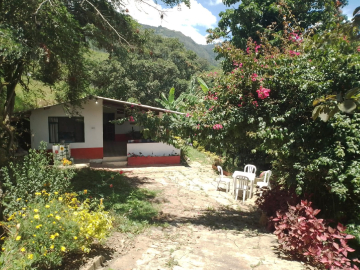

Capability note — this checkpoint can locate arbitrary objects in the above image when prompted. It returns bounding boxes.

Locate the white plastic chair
[244,164,256,174]
[216,166,231,192]
[234,175,251,202]
[257,170,272,189]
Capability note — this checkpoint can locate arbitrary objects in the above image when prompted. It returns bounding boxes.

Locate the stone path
[97,163,308,270]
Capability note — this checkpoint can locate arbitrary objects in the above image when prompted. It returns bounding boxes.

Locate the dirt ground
[80,162,309,270]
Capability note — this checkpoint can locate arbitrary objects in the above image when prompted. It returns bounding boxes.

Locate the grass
[185,147,212,165]
[70,168,161,234]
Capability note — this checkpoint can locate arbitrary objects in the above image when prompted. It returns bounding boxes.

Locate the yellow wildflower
[28,254,33,260]
[34,214,40,219]
[53,221,56,224]
[16,236,21,241]
[0,236,5,240]
[22,214,26,217]
[33,209,39,213]
[61,246,66,252]
[74,236,78,240]
[84,189,87,194]
[1,247,5,251]
[45,205,50,208]
[22,208,26,210]
[55,233,59,237]
[35,192,41,196]
[55,215,61,220]
[16,198,21,201]
[50,245,54,249]
[50,235,56,240]
[36,225,42,229]
[21,247,25,252]
[33,234,36,237]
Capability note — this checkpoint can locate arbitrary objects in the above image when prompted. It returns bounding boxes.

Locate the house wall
[103,104,141,141]
[30,99,103,159]
[127,142,180,157]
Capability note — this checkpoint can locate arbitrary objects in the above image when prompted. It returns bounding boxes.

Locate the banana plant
[312,86,360,122]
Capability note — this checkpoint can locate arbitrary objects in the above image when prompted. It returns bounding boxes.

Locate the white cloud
[208,0,223,6]
[124,0,217,45]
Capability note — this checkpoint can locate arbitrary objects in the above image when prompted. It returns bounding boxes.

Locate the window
[49,117,84,143]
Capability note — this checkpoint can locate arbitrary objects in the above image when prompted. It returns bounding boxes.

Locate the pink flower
[186,113,191,117]
[213,124,223,130]
[55,150,59,154]
[246,47,251,54]
[119,170,124,174]
[251,73,258,82]
[256,86,271,99]
[252,101,258,107]
[255,44,261,53]
[357,46,360,52]
[110,184,113,188]
[129,116,135,122]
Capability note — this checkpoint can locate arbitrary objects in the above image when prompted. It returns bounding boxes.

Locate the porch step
[101,160,128,167]
[103,156,128,162]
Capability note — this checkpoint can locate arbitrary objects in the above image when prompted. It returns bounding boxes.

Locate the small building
[29,96,181,165]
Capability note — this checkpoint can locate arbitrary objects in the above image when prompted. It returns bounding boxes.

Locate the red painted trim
[70,148,103,159]
[128,156,180,166]
[115,134,128,142]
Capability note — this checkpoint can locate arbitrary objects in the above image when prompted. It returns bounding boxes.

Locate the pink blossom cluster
[213,124,223,130]
[251,73,258,82]
[289,50,301,57]
[255,44,261,53]
[208,106,214,111]
[129,116,135,122]
[256,86,271,99]
[204,92,218,100]
[357,46,360,52]
[186,113,191,117]
[289,32,303,43]
[246,47,251,54]
[252,101,258,107]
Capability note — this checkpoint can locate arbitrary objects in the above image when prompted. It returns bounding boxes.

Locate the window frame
[48,116,85,143]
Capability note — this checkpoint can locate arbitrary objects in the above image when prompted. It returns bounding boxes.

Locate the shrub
[1,142,75,215]
[0,192,113,269]
[273,200,359,269]
[255,185,301,229]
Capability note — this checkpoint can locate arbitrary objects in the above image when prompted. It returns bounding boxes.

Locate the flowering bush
[273,200,359,269]
[1,142,75,216]
[0,192,113,269]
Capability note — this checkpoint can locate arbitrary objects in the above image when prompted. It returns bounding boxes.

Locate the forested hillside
[141,24,219,67]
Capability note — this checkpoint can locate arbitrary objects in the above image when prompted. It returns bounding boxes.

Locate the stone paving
[97,163,308,270]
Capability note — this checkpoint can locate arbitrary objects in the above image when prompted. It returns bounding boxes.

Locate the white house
[29,96,181,164]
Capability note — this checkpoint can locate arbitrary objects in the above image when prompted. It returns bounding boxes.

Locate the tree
[0,0,190,156]
[88,30,210,106]
[207,0,347,49]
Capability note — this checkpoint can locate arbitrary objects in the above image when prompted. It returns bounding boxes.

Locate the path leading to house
[93,162,308,270]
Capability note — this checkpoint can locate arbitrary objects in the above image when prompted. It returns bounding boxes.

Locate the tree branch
[82,0,131,46]
[34,0,52,15]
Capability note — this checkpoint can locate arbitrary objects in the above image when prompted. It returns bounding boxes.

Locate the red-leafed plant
[273,200,360,270]
[255,185,300,230]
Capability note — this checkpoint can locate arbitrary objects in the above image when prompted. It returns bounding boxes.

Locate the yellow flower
[22,214,26,217]
[84,189,87,194]
[53,221,56,224]
[34,214,40,219]
[36,225,42,229]
[45,205,50,208]
[100,198,103,205]
[1,247,5,251]
[34,209,39,213]
[35,192,41,196]
[33,234,36,237]
[50,245,54,249]
[16,198,22,201]
[50,235,56,240]
[55,215,61,220]
[22,208,26,210]
[58,197,63,201]
[55,233,59,237]
[60,146,64,151]
[16,236,21,241]
[28,254,33,260]
[61,246,66,252]
[0,236,5,240]
[21,247,25,252]
[74,236,78,240]
[54,192,58,195]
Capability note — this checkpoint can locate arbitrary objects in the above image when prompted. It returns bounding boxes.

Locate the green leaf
[312,105,322,120]
[353,6,360,17]
[345,87,360,99]
[197,78,209,94]
[168,87,175,104]
[338,100,357,113]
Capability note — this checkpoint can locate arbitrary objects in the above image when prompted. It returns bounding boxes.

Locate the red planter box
[128,156,180,166]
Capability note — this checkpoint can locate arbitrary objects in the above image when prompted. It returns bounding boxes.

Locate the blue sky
[125,0,359,45]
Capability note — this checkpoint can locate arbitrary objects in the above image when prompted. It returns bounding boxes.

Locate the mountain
[141,24,219,67]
